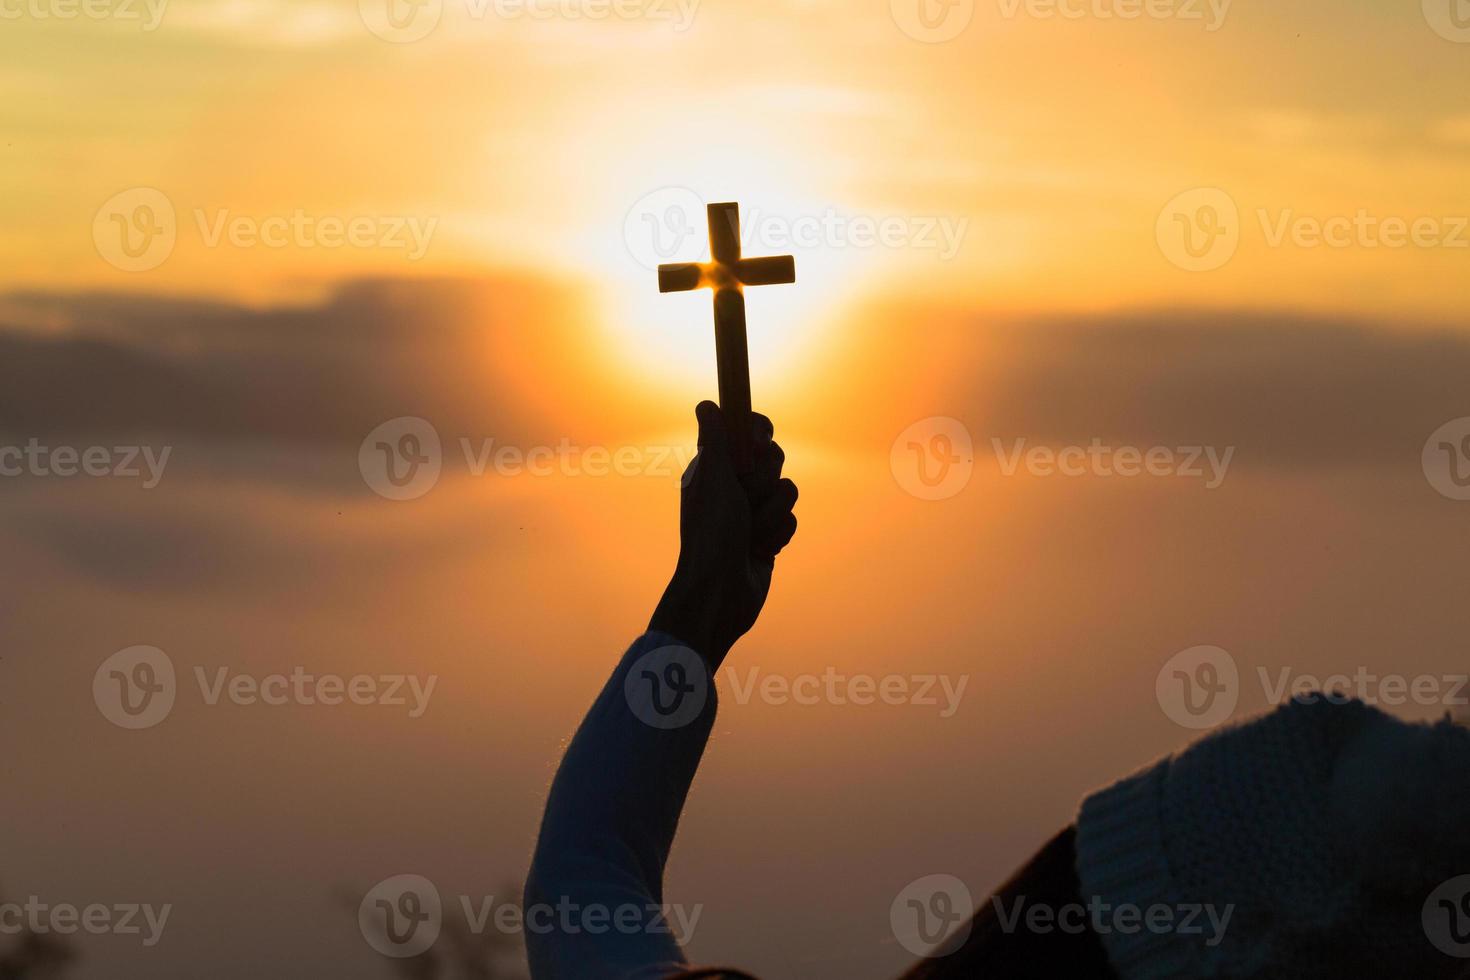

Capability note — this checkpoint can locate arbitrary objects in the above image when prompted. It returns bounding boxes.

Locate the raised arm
[524,402,798,979]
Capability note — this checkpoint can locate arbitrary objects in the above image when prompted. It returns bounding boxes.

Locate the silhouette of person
[525,403,1470,979]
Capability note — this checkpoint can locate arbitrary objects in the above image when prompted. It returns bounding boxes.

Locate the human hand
[648,401,798,671]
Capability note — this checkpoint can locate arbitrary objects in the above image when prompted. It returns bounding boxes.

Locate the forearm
[524,631,717,979]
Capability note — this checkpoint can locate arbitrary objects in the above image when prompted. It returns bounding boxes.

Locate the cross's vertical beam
[707,203,754,474]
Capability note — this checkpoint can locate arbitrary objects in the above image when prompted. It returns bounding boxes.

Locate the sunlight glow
[563,116,874,405]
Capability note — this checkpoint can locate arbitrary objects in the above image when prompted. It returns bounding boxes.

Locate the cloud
[5,278,1467,479]
[0,275,635,450]
[0,469,495,596]
[839,303,1470,471]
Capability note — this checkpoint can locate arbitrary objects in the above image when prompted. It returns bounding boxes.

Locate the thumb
[695,401,734,472]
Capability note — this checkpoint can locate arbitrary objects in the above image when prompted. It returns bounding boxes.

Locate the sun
[546,104,869,405]
[594,180,867,405]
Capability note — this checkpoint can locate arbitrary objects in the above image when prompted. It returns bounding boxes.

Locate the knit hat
[1075,695,1470,980]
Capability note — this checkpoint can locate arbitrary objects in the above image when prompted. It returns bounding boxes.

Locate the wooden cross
[658,202,795,474]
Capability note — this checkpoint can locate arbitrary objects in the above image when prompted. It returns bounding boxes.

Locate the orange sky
[5,0,1470,343]
[3,2,1470,978]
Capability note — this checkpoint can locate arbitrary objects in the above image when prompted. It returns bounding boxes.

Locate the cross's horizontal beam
[656,256,795,294]
[735,255,796,287]
[657,263,703,293]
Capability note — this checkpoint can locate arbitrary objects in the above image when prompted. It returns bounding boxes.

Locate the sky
[3,0,1470,977]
